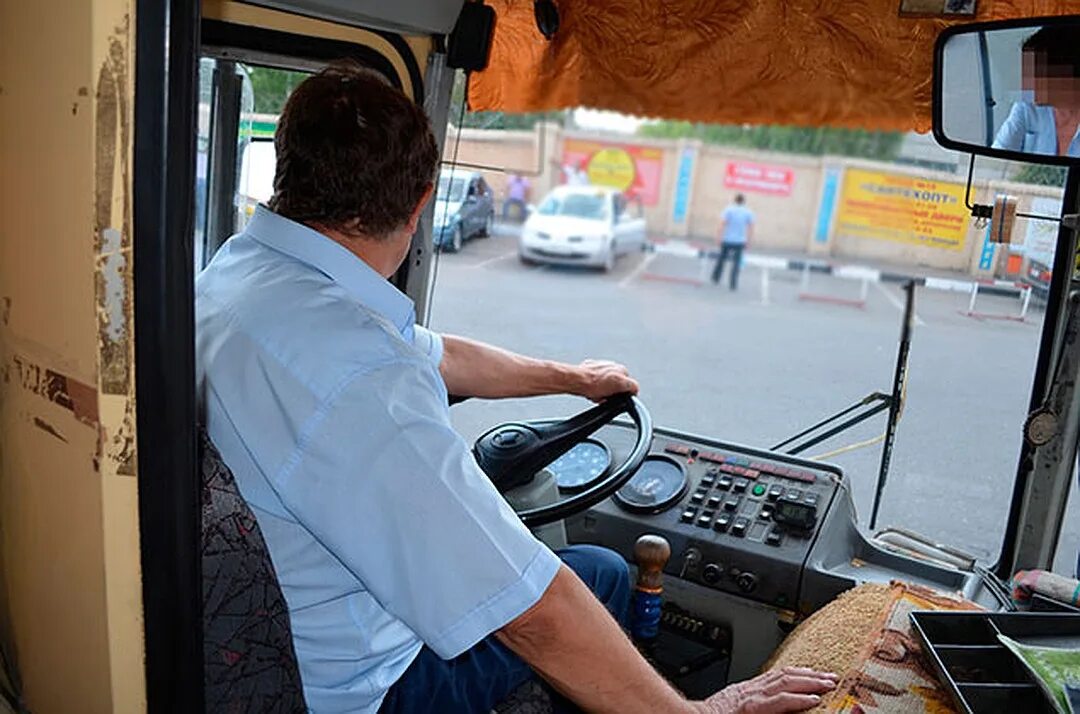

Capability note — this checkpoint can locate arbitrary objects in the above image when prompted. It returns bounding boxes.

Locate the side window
[614,193,627,220]
[195,60,308,269]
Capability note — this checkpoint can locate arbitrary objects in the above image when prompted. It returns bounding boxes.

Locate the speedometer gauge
[548,439,613,493]
[613,455,688,514]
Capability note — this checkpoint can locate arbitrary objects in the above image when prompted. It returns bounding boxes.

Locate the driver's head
[1021,27,1080,108]
[269,61,438,262]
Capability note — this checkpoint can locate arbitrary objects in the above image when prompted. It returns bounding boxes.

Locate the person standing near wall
[503,174,530,222]
[711,194,755,291]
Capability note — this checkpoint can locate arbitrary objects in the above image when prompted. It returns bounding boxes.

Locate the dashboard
[552,421,974,618]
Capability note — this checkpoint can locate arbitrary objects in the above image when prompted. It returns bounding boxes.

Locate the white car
[519,186,647,272]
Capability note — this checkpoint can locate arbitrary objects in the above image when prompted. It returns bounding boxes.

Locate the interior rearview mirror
[933,16,1080,166]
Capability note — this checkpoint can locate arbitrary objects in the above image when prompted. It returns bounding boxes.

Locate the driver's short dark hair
[1022,26,1080,76]
[268,61,438,238]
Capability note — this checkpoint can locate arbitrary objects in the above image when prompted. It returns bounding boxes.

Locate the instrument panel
[565,424,843,611]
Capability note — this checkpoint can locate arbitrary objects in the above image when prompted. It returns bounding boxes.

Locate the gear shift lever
[631,534,671,642]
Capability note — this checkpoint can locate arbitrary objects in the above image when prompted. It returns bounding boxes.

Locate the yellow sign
[835,169,970,251]
[586,148,636,192]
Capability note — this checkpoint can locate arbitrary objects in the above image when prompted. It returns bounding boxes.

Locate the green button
[752,484,767,497]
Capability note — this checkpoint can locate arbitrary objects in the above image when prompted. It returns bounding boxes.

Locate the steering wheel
[472,394,652,527]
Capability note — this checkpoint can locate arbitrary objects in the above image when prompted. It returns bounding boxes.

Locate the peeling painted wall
[0,0,144,711]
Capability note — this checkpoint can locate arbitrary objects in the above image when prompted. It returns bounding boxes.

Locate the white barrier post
[699,247,712,285]
[961,280,1030,322]
[761,265,770,306]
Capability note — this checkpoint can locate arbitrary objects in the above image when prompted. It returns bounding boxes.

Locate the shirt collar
[244,206,415,335]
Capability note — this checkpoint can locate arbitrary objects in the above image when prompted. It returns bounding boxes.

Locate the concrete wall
[445,124,1065,277]
[0,1,145,712]
[687,147,823,251]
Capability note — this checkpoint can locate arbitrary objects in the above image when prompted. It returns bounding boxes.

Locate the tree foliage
[246,66,308,115]
[1011,164,1068,187]
[638,121,905,162]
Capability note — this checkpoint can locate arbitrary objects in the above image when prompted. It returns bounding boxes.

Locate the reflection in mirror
[940,22,1080,160]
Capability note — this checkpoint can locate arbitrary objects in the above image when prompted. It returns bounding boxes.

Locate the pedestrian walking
[711,194,755,291]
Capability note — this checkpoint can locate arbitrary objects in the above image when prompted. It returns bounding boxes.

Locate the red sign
[724,161,794,196]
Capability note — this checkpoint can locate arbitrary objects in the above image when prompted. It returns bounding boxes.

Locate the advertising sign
[561,138,664,205]
[724,161,794,196]
[671,147,695,224]
[1020,195,1062,266]
[834,169,970,251]
[814,167,840,244]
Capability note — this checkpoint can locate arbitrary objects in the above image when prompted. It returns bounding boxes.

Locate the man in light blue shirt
[992,27,1080,158]
[197,64,836,714]
[711,194,755,291]
[993,101,1080,158]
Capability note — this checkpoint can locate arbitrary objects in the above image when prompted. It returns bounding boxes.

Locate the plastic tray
[911,611,1080,714]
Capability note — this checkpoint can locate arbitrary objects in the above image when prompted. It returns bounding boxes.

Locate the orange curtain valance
[468,1,1080,132]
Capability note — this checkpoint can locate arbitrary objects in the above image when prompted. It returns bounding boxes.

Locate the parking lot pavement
[428,230,1080,572]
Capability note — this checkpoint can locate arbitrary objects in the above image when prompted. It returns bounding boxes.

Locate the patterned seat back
[200,429,307,713]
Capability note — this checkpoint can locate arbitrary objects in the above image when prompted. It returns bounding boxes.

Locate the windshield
[427,77,1077,571]
[537,193,610,220]
[438,176,467,203]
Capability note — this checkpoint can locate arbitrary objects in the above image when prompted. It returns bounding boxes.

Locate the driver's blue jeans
[378,545,631,714]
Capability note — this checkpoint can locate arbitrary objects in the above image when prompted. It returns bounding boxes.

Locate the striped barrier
[640,240,1039,320]
[641,241,786,303]
[799,262,875,309]
[961,279,1033,322]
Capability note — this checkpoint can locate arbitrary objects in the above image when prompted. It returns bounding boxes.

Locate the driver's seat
[200,428,554,713]
[200,428,307,713]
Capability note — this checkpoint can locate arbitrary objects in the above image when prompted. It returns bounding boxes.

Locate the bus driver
[196,63,837,714]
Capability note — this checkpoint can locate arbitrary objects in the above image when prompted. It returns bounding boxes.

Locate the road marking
[619,253,657,288]
[471,251,517,269]
[874,282,926,326]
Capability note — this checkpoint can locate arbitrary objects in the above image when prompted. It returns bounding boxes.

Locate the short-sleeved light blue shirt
[993,101,1080,158]
[721,204,754,245]
[196,206,561,713]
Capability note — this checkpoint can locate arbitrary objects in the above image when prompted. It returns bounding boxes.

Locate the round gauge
[613,455,689,514]
[549,439,613,493]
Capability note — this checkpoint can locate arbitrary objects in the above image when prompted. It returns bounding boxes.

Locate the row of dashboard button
[680,507,786,546]
[663,443,819,483]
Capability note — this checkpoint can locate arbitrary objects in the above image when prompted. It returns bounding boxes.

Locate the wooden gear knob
[633,534,671,593]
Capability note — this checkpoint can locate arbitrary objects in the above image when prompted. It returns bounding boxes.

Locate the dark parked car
[1024,257,1052,301]
[434,170,495,252]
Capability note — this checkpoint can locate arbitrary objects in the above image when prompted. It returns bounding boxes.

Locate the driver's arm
[499,565,837,714]
[992,102,1028,150]
[438,333,638,402]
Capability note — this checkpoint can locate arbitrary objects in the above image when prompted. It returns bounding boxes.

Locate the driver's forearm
[497,565,701,714]
[439,334,582,399]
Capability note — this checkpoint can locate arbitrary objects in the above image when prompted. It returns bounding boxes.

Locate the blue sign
[671,147,694,224]
[814,167,840,244]
[979,223,996,271]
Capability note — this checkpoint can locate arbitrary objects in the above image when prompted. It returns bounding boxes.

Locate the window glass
[193,58,257,269]
[235,66,306,232]
[429,74,1070,564]
[439,175,468,202]
[536,192,610,220]
[194,57,215,270]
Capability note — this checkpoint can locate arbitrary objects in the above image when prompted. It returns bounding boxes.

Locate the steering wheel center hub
[472,395,652,526]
